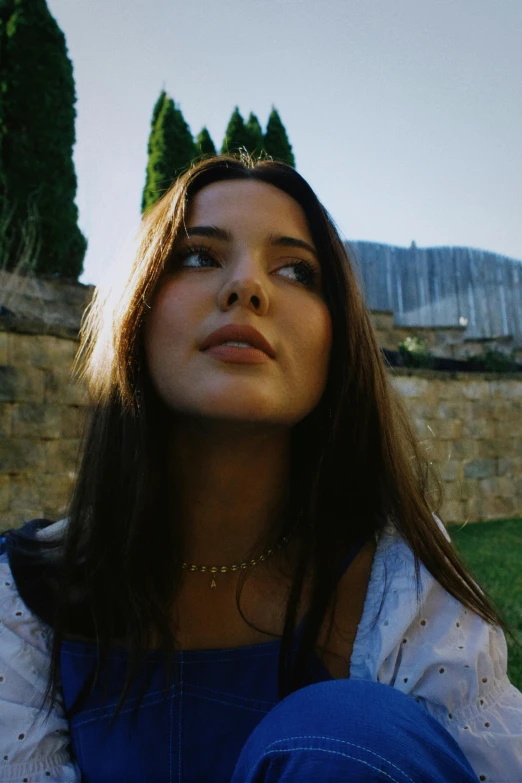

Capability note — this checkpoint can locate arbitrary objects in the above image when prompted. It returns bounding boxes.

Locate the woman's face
[144,179,332,428]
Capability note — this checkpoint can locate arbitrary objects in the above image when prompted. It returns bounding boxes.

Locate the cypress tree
[1,0,86,278]
[245,113,264,157]
[263,107,295,168]
[141,89,167,212]
[150,89,167,136]
[0,0,15,252]
[171,102,198,174]
[221,107,251,155]
[141,96,197,213]
[196,126,217,157]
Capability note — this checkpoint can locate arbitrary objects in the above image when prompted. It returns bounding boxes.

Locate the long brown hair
[35,154,517,723]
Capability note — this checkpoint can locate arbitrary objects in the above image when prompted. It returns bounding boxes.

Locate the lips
[200,324,276,358]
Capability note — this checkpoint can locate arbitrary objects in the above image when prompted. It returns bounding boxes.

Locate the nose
[218,257,269,315]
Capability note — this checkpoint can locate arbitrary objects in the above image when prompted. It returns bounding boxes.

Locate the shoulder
[351,518,510,693]
[0,547,52,665]
[350,520,522,782]
[0,518,63,670]
[2,518,68,628]
[0,548,80,780]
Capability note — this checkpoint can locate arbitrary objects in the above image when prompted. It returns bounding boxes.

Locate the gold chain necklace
[181,528,295,589]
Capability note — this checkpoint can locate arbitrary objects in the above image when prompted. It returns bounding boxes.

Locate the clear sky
[46,0,522,287]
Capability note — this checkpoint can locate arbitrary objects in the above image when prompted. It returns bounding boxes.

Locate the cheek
[144,278,198,350]
[313,313,333,384]
[143,284,185,373]
[292,305,332,387]
[309,305,332,364]
[143,305,166,368]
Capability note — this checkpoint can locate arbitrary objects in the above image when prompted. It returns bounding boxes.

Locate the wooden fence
[348,241,522,346]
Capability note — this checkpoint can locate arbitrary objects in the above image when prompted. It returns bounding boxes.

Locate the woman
[0,155,521,782]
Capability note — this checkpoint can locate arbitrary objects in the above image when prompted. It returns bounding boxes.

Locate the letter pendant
[210,577,216,588]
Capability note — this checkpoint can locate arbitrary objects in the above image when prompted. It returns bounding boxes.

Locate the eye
[277,259,319,288]
[175,243,219,268]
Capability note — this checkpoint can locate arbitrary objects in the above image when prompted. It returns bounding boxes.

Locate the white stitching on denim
[264,747,403,783]
[265,736,415,783]
[69,679,274,724]
[185,682,276,707]
[185,690,271,715]
[69,683,181,719]
[73,690,179,727]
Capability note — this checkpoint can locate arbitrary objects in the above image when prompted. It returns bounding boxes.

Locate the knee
[252,678,425,740]
[232,680,477,783]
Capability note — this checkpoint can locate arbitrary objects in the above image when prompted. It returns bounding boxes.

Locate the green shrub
[398,336,435,369]
[467,349,518,373]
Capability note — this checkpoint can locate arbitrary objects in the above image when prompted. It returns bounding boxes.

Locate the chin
[169,403,301,430]
[203,408,293,426]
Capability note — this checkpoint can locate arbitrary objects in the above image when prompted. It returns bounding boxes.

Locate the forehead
[186,180,313,241]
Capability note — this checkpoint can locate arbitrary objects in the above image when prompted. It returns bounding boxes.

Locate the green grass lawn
[447,517,522,691]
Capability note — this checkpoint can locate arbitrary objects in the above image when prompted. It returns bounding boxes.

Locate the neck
[169,418,292,567]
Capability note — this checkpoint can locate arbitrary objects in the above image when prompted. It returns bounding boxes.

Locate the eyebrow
[184,225,318,259]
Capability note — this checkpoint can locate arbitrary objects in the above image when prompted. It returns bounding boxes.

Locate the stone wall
[1,325,521,531]
[0,326,87,531]
[391,371,522,523]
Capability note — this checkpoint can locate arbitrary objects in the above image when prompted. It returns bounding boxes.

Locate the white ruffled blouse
[0,518,521,782]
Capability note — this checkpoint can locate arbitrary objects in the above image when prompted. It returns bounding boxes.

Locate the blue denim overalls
[58,532,479,782]
[2,525,479,782]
